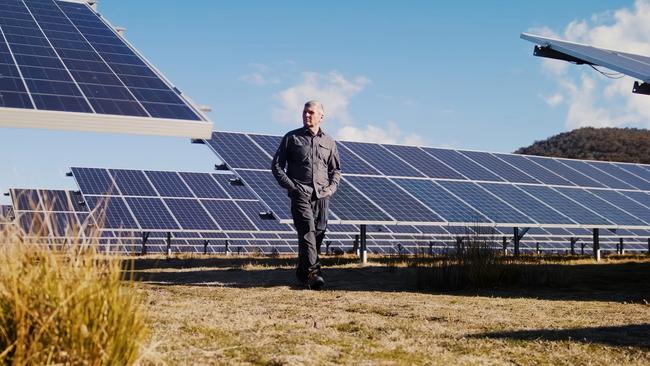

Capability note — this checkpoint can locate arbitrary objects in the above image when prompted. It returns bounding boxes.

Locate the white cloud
[239,63,280,86]
[272,71,370,125]
[336,121,426,145]
[533,0,650,129]
[543,93,564,107]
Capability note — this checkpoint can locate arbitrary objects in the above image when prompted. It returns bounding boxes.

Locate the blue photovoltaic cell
[164,199,218,231]
[458,151,540,184]
[387,225,420,234]
[616,163,650,182]
[0,205,13,220]
[144,170,193,198]
[48,212,81,237]
[384,145,464,179]
[0,0,203,121]
[72,167,118,195]
[422,148,504,182]
[329,179,393,222]
[341,141,424,177]
[336,143,381,175]
[393,178,490,223]
[206,132,271,169]
[479,183,575,225]
[235,200,293,232]
[179,172,228,199]
[587,161,650,191]
[619,191,650,210]
[84,196,138,229]
[234,169,292,221]
[415,226,450,235]
[17,211,45,236]
[344,176,442,222]
[519,186,614,226]
[527,156,606,188]
[493,154,573,186]
[210,173,258,200]
[437,181,535,225]
[39,189,72,212]
[247,133,282,156]
[558,160,634,190]
[124,197,178,230]
[588,189,650,225]
[11,189,41,211]
[109,169,157,196]
[201,199,257,231]
[555,188,647,226]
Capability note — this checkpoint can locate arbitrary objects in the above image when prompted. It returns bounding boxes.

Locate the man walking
[272,100,341,290]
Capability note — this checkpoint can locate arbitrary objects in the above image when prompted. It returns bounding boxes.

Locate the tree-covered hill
[515,127,650,164]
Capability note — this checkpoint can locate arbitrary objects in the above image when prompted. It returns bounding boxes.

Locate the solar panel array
[0,204,14,226]
[8,187,648,254]
[204,131,650,231]
[0,0,211,137]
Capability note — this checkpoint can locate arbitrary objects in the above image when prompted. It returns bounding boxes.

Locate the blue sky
[1,0,647,205]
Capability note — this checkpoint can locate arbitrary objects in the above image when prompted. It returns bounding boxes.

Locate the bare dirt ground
[131,255,650,365]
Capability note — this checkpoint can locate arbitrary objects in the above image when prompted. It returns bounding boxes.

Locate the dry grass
[0,222,150,365]
[132,254,650,365]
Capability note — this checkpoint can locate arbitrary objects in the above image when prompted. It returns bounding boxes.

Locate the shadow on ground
[127,256,650,303]
[473,323,650,349]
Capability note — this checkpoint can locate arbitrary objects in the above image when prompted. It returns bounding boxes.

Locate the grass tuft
[0,216,149,365]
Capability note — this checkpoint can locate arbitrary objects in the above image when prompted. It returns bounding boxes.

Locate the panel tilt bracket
[632,82,650,95]
[533,45,593,65]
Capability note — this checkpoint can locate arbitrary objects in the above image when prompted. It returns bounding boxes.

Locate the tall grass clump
[415,226,569,291]
[0,213,148,365]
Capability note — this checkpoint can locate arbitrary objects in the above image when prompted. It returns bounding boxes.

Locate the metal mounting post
[203,240,209,255]
[513,228,520,257]
[619,238,624,255]
[141,232,150,255]
[359,224,367,264]
[570,237,577,256]
[166,232,172,257]
[593,228,600,261]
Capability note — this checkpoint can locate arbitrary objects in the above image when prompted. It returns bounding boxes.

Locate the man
[271,100,341,290]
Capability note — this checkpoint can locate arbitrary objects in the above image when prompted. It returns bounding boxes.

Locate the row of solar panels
[204,132,650,229]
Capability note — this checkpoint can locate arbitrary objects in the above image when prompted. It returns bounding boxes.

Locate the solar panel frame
[0,0,211,138]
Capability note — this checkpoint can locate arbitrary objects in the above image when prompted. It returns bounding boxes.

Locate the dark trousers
[291,190,329,282]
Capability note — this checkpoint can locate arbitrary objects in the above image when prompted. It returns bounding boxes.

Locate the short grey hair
[304,100,324,114]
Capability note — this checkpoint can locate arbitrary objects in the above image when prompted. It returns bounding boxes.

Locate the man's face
[302,105,324,130]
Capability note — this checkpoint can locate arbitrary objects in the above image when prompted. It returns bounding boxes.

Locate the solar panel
[437,181,535,225]
[518,186,613,227]
[179,172,228,199]
[587,161,650,191]
[0,0,211,138]
[521,33,650,94]
[526,156,605,188]
[233,169,292,221]
[394,178,491,224]
[383,145,464,179]
[144,170,193,198]
[201,200,256,231]
[558,160,634,190]
[341,141,424,177]
[206,132,271,169]
[110,169,157,196]
[479,183,576,226]
[344,176,443,223]
[164,199,219,231]
[0,205,13,221]
[553,187,646,227]
[422,148,504,182]
[492,153,573,186]
[328,179,393,223]
[458,151,540,184]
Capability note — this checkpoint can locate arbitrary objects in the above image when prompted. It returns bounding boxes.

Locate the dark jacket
[271,127,341,199]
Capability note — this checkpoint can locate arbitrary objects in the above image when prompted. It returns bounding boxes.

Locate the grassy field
[131,255,650,365]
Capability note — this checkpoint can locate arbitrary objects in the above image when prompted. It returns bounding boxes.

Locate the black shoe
[307,271,325,290]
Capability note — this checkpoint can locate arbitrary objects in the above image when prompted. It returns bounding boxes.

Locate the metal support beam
[536,242,540,255]
[203,240,209,255]
[512,227,521,257]
[502,236,507,255]
[618,238,624,255]
[141,232,150,255]
[359,224,367,264]
[648,238,650,256]
[225,239,230,256]
[570,237,578,256]
[633,81,650,95]
[166,232,172,257]
[533,45,593,65]
[593,228,600,261]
